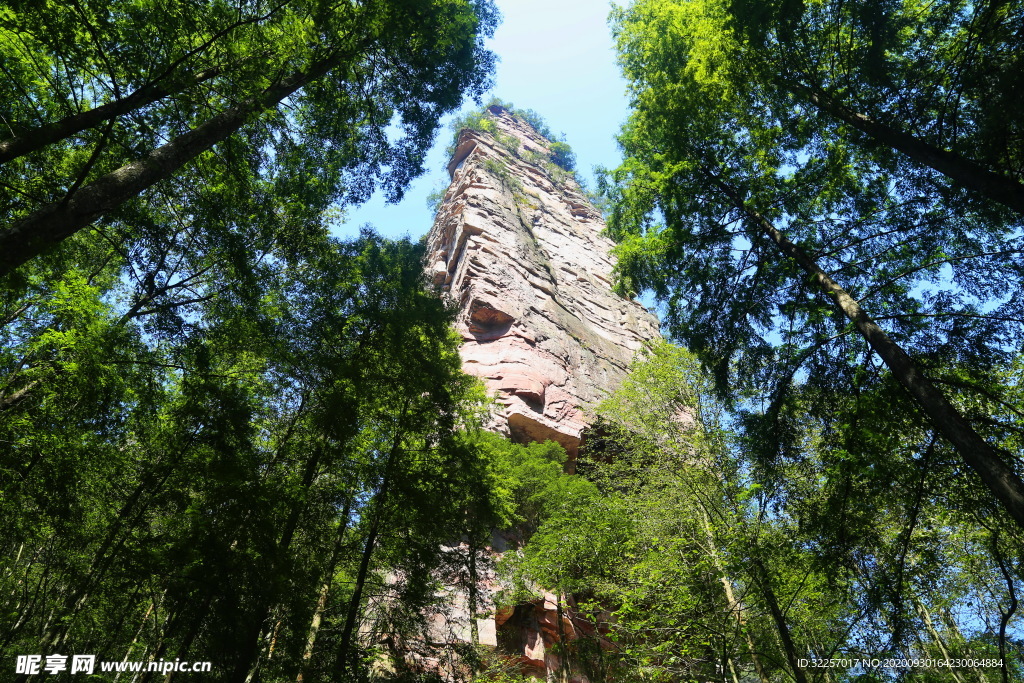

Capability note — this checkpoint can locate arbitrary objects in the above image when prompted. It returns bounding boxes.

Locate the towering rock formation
[426,106,659,460]
[420,106,660,680]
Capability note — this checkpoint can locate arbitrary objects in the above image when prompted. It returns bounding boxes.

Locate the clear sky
[334,0,629,241]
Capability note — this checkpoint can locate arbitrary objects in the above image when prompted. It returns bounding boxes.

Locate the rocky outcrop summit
[426,106,659,459]
[420,106,660,680]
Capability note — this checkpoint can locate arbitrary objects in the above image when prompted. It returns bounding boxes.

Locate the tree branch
[0,46,358,279]
[706,168,1024,529]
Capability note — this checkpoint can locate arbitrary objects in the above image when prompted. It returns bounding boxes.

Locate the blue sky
[334,0,629,241]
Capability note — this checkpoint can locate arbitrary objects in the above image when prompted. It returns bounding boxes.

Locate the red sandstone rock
[426,106,660,460]
[421,106,660,682]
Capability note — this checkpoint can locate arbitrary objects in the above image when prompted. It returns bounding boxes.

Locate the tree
[606,0,1024,529]
[0,4,509,679]
[505,340,1024,682]
[0,0,498,278]
[726,0,1024,216]
[0,231,504,681]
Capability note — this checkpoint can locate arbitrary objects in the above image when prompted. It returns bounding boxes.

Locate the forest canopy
[606,0,1024,525]
[566,0,1024,679]
[0,1,509,680]
[3,0,1024,682]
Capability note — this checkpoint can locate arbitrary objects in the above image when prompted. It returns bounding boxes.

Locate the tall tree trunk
[748,557,807,683]
[337,405,408,676]
[707,172,1024,529]
[113,595,162,683]
[467,541,480,647]
[0,43,365,279]
[794,85,1024,216]
[914,596,968,683]
[555,591,570,683]
[337,506,384,676]
[238,448,328,681]
[296,499,353,683]
[990,531,1018,683]
[699,510,770,683]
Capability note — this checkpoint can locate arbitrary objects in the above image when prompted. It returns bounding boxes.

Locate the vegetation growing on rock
[2,0,1023,681]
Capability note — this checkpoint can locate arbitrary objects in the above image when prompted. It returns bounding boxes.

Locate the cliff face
[426,106,659,458]
[419,107,660,680]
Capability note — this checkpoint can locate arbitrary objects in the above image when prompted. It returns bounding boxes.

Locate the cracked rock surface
[426,106,660,459]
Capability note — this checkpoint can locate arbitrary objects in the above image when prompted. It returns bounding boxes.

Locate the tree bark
[699,510,770,683]
[795,85,1024,217]
[336,403,408,676]
[337,503,384,676]
[0,47,354,279]
[749,557,808,683]
[296,499,353,683]
[707,172,1024,530]
[913,596,968,683]
[991,532,1018,683]
[0,66,221,165]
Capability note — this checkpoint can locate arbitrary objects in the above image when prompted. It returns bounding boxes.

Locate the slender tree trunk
[699,510,770,683]
[0,44,364,278]
[726,655,741,683]
[297,581,333,683]
[749,557,807,683]
[555,592,570,683]
[237,449,329,681]
[991,532,1017,683]
[795,85,1024,216]
[337,506,384,676]
[296,499,353,683]
[139,592,213,683]
[707,172,1024,529]
[467,541,480,647]
[114,596,161,683]
[337,405,409,676]
[938,607,991,683]
[914,596,968,683]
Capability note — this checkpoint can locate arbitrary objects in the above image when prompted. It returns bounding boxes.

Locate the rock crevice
[421,106,661,682]
[426,106,660,459]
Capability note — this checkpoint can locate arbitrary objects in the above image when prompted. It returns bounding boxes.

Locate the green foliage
[500,340,1024,681]
[587,1,1024,677]
[448,109,500,154]
[607,0,1024,518]
[0,3,503,674]
[0,227,510,680]
[472,431,569,532]
[0,4,512,676]
[547,140,576,172]
[0,226,508,680]
[445,97,579,180]
[426,183,448,214]
[483,157,524,195]
[0,0,500,277]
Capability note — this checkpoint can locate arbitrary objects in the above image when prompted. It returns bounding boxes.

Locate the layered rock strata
[421,107,660,681]
[426,106,659,459]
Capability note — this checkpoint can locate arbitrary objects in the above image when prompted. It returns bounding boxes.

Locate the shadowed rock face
[426,106,660,460]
